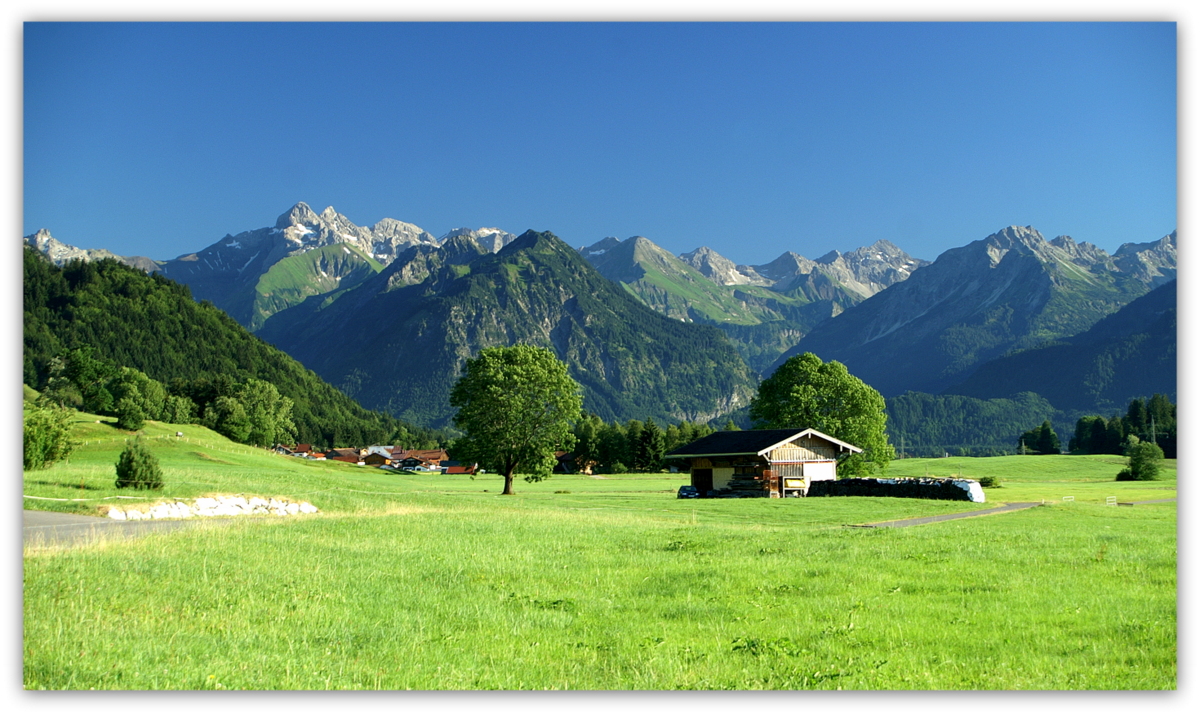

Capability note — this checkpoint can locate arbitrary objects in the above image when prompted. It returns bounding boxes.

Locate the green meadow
[23,416,1176,689]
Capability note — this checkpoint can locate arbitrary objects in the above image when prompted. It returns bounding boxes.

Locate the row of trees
[1016,395,1177,458]
[41,346,297,448]
[569,414,716,475]
[1068,394,1176,458]
[449,346,895,493]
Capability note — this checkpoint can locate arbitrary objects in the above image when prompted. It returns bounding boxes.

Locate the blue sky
[24,21,1176,265]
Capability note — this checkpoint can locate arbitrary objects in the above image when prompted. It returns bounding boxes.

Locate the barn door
[692,468,713,495]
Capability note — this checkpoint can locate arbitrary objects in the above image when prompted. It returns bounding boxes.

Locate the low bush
[115,438,163,490]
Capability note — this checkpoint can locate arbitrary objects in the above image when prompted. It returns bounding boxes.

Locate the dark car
[677,485,700,499]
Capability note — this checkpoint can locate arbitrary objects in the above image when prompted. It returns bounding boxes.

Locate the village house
[391,448,449,471]
[325,447,364,465]
[362,452,392,467]
[365,445,393,459]
[665,428,862,498]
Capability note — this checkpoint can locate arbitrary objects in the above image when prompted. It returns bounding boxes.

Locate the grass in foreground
[24,496,1175,690]
[23,420,1176,689]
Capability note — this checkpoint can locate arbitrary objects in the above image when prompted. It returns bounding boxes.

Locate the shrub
[23,400,76,470]
[1119,435,1164,481]
[978,475,1001,488]
[115,438,163,490]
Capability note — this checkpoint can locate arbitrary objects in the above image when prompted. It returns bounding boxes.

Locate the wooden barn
[665,428,862,498]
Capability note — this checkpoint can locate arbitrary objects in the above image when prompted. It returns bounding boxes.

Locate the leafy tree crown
[749,352,893,475]
[450,344,583,486]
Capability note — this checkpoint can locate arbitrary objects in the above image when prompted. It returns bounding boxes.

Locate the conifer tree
[115,438,163,490]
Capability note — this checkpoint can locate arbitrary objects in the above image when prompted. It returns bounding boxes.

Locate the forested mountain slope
[23,248,428,447]
[943,279,1176,413]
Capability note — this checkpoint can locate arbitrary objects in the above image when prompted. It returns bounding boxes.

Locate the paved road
[851,502,1043,528]
[23,509,227,548]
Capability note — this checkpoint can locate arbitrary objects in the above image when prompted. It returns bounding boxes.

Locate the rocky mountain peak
[987,225,1047,250]
[1115,231,1176,257]
[1113,231,1177,287]
[275,202,321,229]
[754,251,816,280]
[680,246,769,286]
[440,227,518,253]
[1049,235,1114,269]
[24,228,156,271]
[579,236,625,257]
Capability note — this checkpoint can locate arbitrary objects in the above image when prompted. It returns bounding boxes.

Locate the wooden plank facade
[665,428,862,498]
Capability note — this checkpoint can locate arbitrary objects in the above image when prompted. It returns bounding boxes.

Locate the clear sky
[23,21,1176,265]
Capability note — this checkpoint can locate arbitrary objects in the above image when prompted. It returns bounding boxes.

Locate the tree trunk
[502,466,516,495]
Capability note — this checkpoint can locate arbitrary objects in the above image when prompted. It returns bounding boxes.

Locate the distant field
[23,418,1176,689]
[886,454,1177,504]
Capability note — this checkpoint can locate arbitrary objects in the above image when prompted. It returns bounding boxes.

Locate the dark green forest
[23,248,442,449]
[885,391,1059,457]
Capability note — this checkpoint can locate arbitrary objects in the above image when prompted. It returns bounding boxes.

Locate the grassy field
[885,454,1178,504]
[22,417,1176,689]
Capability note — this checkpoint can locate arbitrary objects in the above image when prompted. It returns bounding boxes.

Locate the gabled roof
[665,428,862,458]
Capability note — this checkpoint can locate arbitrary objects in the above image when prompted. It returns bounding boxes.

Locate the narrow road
[23,509,227,548]
[850,502,1042,528]
[853,495,1176,528]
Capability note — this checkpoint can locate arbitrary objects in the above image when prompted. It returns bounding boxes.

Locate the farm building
[666,428,862,498]
[362,453,392,467]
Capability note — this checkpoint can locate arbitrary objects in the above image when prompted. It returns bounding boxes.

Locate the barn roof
[665,428,862,458]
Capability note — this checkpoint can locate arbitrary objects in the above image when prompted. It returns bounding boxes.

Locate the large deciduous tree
[236,378,296,447]
[450,345,583,495]
[749,352,894,476]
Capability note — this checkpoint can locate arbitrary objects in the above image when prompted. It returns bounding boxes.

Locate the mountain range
[578,235,927,371]
[24,204,1177,437]
[256,230,757,427]
[778,226,1175,397]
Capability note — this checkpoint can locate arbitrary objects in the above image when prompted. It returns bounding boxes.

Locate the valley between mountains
[24,202,1176,452]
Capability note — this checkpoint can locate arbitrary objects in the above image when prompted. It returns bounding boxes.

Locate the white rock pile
[106,495,319,521]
